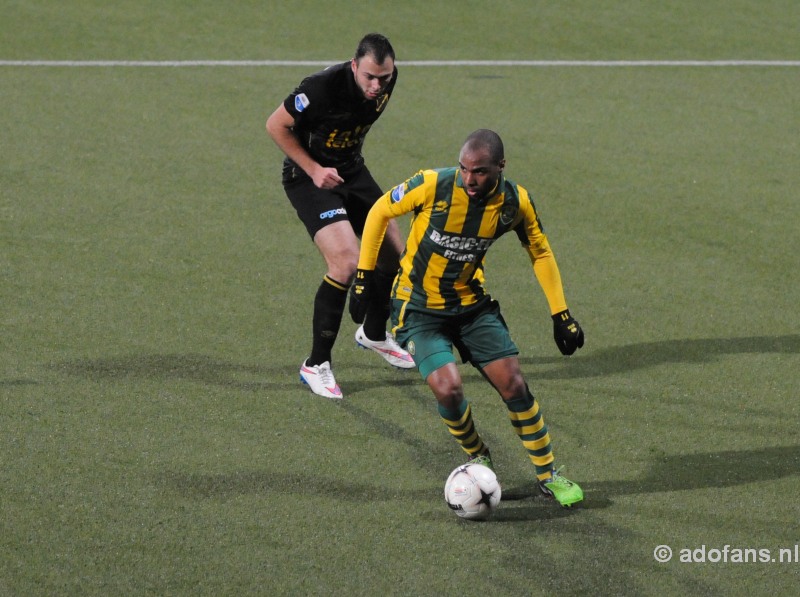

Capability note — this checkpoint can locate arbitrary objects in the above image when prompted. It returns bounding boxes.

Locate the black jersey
[282,61,397,179]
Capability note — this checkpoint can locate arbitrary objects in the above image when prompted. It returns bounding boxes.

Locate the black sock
[308,276,348,366]
[363,268,395,341]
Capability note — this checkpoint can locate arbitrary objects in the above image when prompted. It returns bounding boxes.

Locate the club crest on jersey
[390,183,406,203]
[500,204,517,225]
[294,93,310,112]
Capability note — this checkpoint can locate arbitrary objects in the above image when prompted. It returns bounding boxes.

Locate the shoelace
[317,365,336,386]
[551,468,577,490]
[542,466,566,487]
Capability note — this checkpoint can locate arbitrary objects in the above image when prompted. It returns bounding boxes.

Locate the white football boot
[355,326,415,369]
[299,360,343,399]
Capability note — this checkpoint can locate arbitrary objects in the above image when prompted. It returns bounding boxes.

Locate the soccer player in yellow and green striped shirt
[349,129,586,506]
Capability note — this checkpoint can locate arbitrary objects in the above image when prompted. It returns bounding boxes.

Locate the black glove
[552,309,585,356]
[349,268,374,324]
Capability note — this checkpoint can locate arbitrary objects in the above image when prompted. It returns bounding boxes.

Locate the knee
[430,379,464,410]
[499,371,527,402]
[338,261,359,285]
[327,252,359,284]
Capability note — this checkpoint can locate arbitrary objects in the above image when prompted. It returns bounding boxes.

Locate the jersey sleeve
[514,187,568,315]
[357,170,432,270]
[282,66,333,123]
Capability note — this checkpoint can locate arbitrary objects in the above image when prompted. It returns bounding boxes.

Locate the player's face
[459,147,505,201]
[351,54,394,100]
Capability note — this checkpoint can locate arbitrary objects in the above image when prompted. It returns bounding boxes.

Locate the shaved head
[462,129,505,164]
[458,129,506,201]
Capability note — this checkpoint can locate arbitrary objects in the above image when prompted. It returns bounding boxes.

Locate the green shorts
[392,298,519,380]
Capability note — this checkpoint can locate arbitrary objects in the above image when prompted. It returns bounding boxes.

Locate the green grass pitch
[2,1,799,595]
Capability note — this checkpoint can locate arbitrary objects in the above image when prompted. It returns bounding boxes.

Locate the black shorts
[282,165,384,239]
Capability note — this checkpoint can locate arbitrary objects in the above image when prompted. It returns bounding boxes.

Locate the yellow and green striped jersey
[359,167,569,315]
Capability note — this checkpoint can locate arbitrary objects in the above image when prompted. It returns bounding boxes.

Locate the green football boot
[539,467,583,507]
[467,450,494,471]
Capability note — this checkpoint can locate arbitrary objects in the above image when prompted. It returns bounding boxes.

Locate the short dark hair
[354,33,395,64]
[463,129,505,163]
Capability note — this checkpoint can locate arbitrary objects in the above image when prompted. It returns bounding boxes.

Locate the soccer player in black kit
[266,33,413,400]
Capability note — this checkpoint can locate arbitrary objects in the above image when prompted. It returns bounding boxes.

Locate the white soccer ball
[444,463,501,520]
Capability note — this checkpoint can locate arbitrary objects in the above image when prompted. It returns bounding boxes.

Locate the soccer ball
[444,463,501,520]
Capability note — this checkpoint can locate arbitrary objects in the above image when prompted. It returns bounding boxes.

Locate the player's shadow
[53,352,418,394]
[53,353,288,391]
[51,334,799,388]
[518,333,799,379]
[0,379,39,387]
[156,404,800,521]
[159,468,575,522]
[591,443,800,501]
[160,469,437,502]
[500,443,800,511]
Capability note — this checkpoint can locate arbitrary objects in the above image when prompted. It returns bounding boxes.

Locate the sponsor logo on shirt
[325,126,369,149]
[294,93,310,112]
[429,230,495,263]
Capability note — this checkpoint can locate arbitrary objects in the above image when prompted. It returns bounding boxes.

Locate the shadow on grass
[50,334,798,389]
[494,443,800,513]
[519,333,800,379]
[0,379,40,387]
[52,353,417,393]
[579,443,800,509]
[54,353,275,388]
[159,469,576,521]
[161,469,434,502]
[158,444,800,521]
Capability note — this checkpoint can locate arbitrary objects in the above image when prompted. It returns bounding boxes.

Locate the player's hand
[349,269,374,324]
[552,309,585,356]
[312,165,344,189]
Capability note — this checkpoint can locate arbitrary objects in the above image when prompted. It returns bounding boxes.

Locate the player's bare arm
[265,104,344,189]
